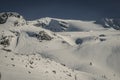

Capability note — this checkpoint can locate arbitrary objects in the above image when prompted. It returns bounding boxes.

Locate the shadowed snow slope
[0,12,120,80]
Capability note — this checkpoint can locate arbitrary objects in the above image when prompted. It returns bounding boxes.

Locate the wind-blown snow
[0,12,120,80]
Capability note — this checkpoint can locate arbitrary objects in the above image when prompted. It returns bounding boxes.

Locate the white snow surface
[0,12,120,80]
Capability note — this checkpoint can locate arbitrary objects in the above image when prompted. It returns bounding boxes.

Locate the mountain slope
[0,12,120,80]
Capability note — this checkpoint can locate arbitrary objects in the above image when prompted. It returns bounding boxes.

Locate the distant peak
[95,18,120,30]
[0,12,26,26]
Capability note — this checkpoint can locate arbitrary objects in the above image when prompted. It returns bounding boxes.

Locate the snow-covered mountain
[0,12,120,80]
[95,18,120,30]
[29,17,105,32]
[29,17,120,32]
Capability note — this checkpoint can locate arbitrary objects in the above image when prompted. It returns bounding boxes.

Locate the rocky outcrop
[0,13,8,24]
[0,12,26,26]
[0,34,12,47]
[0,12,21,24]
[37,31,53,41]
[27,31,53,41]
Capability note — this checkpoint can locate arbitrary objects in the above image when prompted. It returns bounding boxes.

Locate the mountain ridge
[1,12,120,31]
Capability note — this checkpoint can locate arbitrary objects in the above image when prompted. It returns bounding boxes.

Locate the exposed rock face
[43,19,69,32]
[33,17,69,32]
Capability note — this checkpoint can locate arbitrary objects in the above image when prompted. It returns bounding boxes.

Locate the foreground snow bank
[0,50,107,80]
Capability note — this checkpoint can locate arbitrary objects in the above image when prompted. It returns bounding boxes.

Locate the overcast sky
[0,0,120,20]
